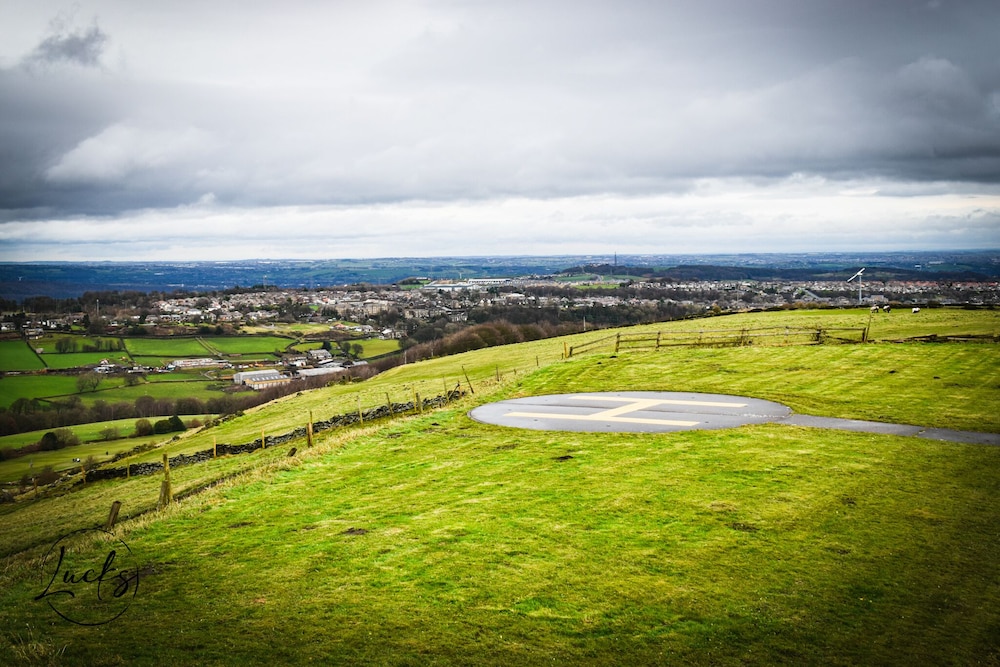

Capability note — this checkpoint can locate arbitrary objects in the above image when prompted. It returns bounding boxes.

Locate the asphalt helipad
[470,391,1000,444]
[469,391,793,433]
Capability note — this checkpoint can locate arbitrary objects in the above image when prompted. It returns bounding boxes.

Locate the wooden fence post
[358,395,364,424]
[105,501,122,530]
[614,333,621,354]
[261,428,266,449]
[416,391,422,413]
[462,366,475,394]
[213,436,217,459]
[386,392,393,416]
[159,453,173,509]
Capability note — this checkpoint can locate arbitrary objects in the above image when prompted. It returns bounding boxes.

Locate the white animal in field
[912,307,921,313]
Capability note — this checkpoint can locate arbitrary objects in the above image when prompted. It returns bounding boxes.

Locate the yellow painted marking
[504,411,699,427]
[502,395,738,427]
[570,395,747,408]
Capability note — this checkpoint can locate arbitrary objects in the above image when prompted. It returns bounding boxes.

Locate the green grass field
[1,309,998,665]
[124,337,214,358]
[204,335,294,355]
[0,374,79,408]
[38,351,132,370]
[0,340,45,371]
[358,337,400,358]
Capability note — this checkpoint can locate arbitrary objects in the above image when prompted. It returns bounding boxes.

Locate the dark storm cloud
[21,16,109,70]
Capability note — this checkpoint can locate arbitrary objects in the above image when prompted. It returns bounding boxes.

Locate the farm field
[123,337,214,358]
[0,374,80,408]
[38,351,131,369]
[201,335,293,355]
[0,340,44,371]
[0,415,216,484]
[357,337,400,358]
[70,378,226,408]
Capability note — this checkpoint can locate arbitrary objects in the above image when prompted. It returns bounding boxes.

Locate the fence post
[261,428,266,449]
[462,366,475,394]
[386,392,394,416]
[158,453,172,509]
[105,501,122,530]
[80,463,86,485]
[656,331,661,350]
[358,395,364,424]
[564,342,569,358]
[213,436,217,459]
[416,391,422,413]
[614,333,621,354]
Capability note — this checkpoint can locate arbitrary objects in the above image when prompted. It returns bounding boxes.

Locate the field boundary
[30,389,467,489]
[567,326,869,357]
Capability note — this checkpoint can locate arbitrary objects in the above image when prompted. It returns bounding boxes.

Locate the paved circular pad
[469,391,792,433]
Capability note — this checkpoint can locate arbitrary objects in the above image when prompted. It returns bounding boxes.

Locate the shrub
[37,428,80,451]
[36,465,59,486]
[133,418,154,437]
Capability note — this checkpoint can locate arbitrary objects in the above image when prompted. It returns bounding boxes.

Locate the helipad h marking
[569,395,748,409]
[502,395,746,427]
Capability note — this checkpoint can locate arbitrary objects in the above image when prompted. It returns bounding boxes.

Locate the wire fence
[566,326,869,357]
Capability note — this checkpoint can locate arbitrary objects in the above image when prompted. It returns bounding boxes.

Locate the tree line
[0,373,338,439]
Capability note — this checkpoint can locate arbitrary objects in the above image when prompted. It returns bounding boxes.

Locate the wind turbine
[847,268,865,306]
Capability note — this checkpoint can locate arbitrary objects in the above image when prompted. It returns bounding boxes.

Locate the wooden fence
[566,326,868,357]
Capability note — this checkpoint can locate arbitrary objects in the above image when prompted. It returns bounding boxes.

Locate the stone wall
[83,391,463,483]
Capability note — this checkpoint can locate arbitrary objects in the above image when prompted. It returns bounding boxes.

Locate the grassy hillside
[1,309,998,665]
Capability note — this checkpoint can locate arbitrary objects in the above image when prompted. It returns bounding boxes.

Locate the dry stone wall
[85,391,462,483]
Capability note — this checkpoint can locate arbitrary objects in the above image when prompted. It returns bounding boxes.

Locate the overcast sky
[1,0,998,261]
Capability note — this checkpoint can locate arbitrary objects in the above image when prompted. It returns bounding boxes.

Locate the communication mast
[847,268,865,305]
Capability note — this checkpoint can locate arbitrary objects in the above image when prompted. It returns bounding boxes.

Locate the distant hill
[561,263,997,282]
[2,251,997,300]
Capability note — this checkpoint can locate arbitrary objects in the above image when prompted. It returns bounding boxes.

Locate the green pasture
[1,309,998,664]
[71,380,225,408]
[38,351,131,369]
[0,371,222,409]
[0,374,79,408]
[0,416,216,483]
[0,421,155,485]
[0,340,44,371]
[204,335,293,355]
[0,417,152,451]
[242,323,333,336]
[358,337,400,358]
[30,335,122,354]
[289,341,325,352]
[124,337,213,358]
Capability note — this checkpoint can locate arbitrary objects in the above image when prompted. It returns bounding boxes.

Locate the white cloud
[2,176,997,261]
